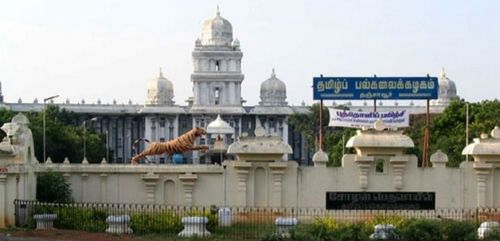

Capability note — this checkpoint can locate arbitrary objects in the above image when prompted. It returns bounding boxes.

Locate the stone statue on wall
[131,127,209,164]
[0,113,36,164]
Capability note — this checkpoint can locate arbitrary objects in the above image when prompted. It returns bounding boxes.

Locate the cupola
[201,6,233,46]
[259,68,287,106]
[431,68,458,106]
[146,68,174,106]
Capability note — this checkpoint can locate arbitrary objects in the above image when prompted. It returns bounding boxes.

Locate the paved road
[0,234,47,241]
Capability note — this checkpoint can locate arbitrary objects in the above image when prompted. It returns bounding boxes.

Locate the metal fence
[13,199,500,240]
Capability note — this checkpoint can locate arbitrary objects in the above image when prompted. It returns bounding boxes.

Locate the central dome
[201,7,233,46]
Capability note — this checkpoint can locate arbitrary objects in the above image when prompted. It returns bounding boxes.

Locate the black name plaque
[326,192,435,210]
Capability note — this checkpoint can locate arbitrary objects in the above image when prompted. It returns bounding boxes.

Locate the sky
[1,0,499,106]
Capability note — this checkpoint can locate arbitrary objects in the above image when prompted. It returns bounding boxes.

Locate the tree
[288,104,355,166]
[0,106,107,163]
[289,99,500,167]
[288,104,329,151]
[429,99,500,166]
[37,170,73,202]
[0,108,17,140]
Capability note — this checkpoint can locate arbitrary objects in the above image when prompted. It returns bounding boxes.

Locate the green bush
[439,220,477,241]
[130,210,183,235]
[36,170,73,203]
[260,232,285,241]
[31,204,217,235]
[365,213,407,229]
[187,208,219,232]
[484,229,500,241]
[32,205,108,232]
[289,226,323,241]
[397,218,478,241]
[291,219,370,241]
[331,223,370,241]
[399,219,445,241]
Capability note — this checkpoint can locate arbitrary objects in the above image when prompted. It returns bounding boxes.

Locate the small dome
[206,114,234,134]
[438,68,457,98]
[312,149,329,164]
[12,113,30,125]
[431,68,458,106]
[146,68,174,106]
[201,6,233,46]
[259,69,287,106]
[233,38,240,46]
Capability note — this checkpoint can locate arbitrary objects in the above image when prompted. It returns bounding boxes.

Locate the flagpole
[423,99,430,167]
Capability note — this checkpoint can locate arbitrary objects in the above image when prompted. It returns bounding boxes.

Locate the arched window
[215,87,220,105]
[215,61,220,71]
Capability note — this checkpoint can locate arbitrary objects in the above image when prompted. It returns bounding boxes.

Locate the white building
[0,9,457,165]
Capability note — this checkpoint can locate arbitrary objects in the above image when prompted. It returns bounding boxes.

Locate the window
[215,61,220,71]
[160,138,165,142]
[375,158,385,173]
[151,118,156,130]
[159,118,165,127]
[215,88,220,105]
[269,119,276,132]
[169,126,174,139]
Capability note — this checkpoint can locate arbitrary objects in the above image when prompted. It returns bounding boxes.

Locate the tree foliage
[429,99,500,166]
[36,170,73,203]
[288,104,329,150]
[289,99,500,167]
[0,106,106,163]
[406,99,500,167]
[289,104,355,166]
[0,108,17,140]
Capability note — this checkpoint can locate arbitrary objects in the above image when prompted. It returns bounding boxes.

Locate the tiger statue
[131,127,209,164]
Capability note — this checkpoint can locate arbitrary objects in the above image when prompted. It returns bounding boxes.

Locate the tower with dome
[190,6,244,108]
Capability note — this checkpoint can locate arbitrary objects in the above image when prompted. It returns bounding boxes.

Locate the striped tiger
[131,127,208,164]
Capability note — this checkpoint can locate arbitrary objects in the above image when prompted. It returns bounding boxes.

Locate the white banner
[328,109,409,128]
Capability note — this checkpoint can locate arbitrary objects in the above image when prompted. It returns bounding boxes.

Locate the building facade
[0,9,457,165]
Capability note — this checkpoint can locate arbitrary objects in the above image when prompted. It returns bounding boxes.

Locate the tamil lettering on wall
[328,109,409,128]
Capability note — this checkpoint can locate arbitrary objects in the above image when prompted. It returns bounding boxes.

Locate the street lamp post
[43,95,59,162]
[83,117,98,161]
[105,130,109,163]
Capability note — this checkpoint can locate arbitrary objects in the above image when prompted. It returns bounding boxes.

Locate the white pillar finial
[271,68,276,77]
[216,5,220,16]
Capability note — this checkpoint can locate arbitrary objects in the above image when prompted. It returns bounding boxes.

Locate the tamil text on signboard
[313,77,438,100]
[326,192,436,210]
[329,109,409,128]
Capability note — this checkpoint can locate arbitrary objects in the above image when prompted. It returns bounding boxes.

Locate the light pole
[105,130,109,163]
[83,117,98,161]
[43,95,59,162]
